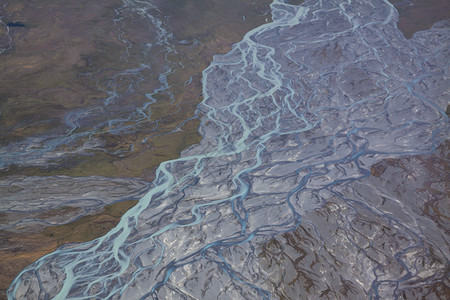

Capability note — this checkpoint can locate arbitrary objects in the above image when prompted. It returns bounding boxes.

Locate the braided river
[8,0,449,298]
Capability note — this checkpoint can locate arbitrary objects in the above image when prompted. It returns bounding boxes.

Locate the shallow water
[8,0,449,299]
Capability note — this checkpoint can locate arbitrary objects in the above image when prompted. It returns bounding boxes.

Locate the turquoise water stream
[8,0,449,298]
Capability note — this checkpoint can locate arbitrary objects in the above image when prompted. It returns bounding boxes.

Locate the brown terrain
[390,0,450,38]
[0,0,448,298]
[0,0,273,297]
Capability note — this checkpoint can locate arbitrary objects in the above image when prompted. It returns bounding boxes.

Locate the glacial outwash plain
[0,0,449,299]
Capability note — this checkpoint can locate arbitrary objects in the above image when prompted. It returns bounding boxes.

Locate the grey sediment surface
[0,176,150,231]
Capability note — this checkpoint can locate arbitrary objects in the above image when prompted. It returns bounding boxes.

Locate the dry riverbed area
[0,0,272,296]
[0,0,448,298]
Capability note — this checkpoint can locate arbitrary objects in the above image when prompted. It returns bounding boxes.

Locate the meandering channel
[8,0,449,298]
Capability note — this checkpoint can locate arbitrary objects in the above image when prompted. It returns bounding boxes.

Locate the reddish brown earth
[0,200,138,298]
[0,0,448,298]
[0,0,272,297]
